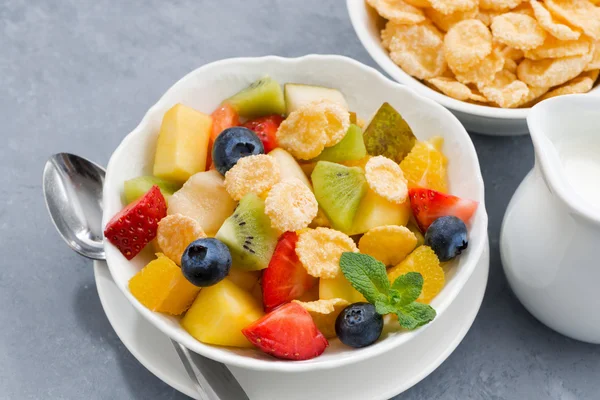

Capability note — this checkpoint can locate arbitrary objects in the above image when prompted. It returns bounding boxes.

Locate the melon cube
[182,278,264,348]
[153,104,212,183]
[348,188,411,235]
[129,253,200,315]
[320,271,365,304]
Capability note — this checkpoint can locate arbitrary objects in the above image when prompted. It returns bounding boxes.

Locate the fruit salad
[104,77,479,361]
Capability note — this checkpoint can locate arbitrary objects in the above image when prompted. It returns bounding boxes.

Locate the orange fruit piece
[129,253,200,315]
[387,246,444,304]
[399,136,448,193]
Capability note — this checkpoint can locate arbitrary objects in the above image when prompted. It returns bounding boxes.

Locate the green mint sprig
[339,252,436,330]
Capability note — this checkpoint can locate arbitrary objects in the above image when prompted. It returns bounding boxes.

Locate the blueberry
[181,238,232,287]
[424,216,468,262]
[212,127,264,175]
[335,303,383,348]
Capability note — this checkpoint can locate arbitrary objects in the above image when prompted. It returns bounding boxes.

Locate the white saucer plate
[94,242,489,400]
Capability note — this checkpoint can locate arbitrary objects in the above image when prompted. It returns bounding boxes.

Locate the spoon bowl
[43,153,106,260]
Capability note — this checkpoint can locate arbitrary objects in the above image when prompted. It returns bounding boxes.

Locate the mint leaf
[340,252,390,304]
[396,302,436,330]
[375,300,396,316]
[391,272,423,306]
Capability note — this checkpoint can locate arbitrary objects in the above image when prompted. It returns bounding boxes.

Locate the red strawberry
[242,302,328,360]
[242,115,283,153]
[104,185,167,260]
[207,104,240,169]
[262,232,317,312]
[409,188,478,232]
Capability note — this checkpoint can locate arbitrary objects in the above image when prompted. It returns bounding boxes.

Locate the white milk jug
[501,94,600,344]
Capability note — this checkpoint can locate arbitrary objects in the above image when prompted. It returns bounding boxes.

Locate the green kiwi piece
[123,176,181,204]
[313,124,366,163]
[224,76,285,118]
[363,102,416,163]
[311,161,368,233]
[215,194,278,271]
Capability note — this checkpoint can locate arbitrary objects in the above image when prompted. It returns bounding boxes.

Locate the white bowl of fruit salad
[102,55,488,372]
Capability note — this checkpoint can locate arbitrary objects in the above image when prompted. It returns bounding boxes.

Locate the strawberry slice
[409,188,478,232]
[207,104,240,169]
[242,302,328,360]
[104,186,167,260]
[242,115,283,153]
[262,232,317,312]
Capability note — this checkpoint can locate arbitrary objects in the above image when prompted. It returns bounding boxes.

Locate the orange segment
[399,136,448,193]
[129,253,200,315]
[387,246,444,304]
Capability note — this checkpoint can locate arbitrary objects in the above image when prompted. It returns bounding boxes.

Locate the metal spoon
[43,153,248,400]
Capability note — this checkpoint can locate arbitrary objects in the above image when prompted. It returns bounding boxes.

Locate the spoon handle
[172,340,249,400]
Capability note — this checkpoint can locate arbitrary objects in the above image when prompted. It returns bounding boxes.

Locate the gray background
[1,0,598,399]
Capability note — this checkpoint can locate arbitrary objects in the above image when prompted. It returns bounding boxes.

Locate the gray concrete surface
[1,0,599,399]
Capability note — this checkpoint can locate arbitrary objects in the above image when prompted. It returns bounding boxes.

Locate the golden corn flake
[455,47,505,85]
[517,52,592,87]
[444,20,493,73]
[545,0,600,40]
[491,13,547,50]
[404,0,431,6]
[518,84,550,107]
[477,10,503,26]
[480,0,526,11]
[504,58,519,73]
[370,0,426,24]
[265,178,318,232]
[525,35,592,60]
[293,298,349,338]
[512,2,535,17]
[530,0,581,41]
[365,156,409,204]
[359,225,418,266]
[425,7,478,32]
[276,100,349,160]
[427,76,490,101]
[224,154,280,201]
[500,45,525,61]
[586,42,600,71]
[381,21,404,49]
[157,214,207,265]
[296,228,358,279]
[479,70,530,108]
[430,0,478,14]
[389,23,447,79]
[540,70,600,100]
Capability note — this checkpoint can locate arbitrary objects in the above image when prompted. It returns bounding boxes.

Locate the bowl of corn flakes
[347,0,600,136]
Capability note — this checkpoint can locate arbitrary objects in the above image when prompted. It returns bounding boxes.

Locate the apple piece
[284,83,348,115]
[269,148,312,189]
[348,188,411,235]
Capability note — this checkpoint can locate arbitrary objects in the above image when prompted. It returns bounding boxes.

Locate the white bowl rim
[346,0,533,120]
[102,54,489,372]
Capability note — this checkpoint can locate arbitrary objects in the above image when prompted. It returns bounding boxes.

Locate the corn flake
[427,76,491,101]
[364,156,409,204]
[586,42,600,71]
[292,298,349,338]
[157,214,207,265]
[296,228,358,279]
[358,225,418,267]
[444,19,493,73]
[370,0,426,24]
[455,47,505,85]
[480,0,526,11]
[545,0,600,40]
[525,35,593,60]
[530,0,581,41]
[224,154,280,201]
[425,7,479,32]
[404,0,431,6]
[381,21,404,49]
[517,52,593,87]
[430,0,478,14]
[479,70,530,108]
[265,178,318,232]
[477,10,503,26]
[389,23,447,79]
[540,70,600,100]
[491,13,547,50]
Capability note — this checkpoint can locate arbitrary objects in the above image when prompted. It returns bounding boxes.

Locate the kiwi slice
[215,194,278,271]
[123,176,181,204]
[363,102,416,163]
[224,76,285,118]
[311,161,368,233]
[313,124,366,163]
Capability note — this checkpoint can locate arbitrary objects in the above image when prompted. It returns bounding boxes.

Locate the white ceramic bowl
[102,55,488,372]
[346,0,600,136]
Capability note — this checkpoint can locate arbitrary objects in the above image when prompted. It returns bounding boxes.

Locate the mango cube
[182,278,264,348]
[129,253,200,315]
[348,188,411,235]
[320,271,365,304]
[153,104,212,183]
